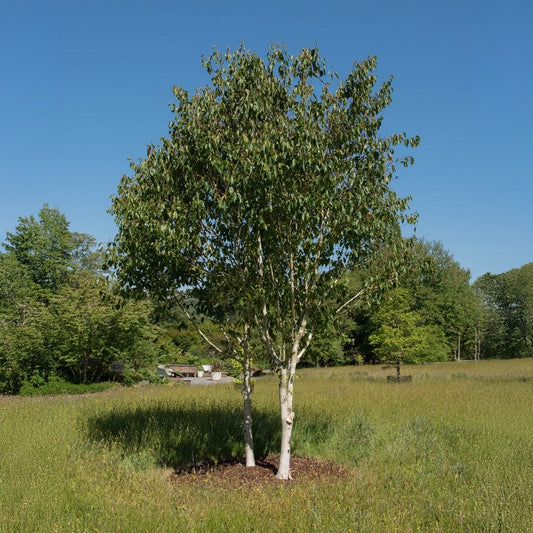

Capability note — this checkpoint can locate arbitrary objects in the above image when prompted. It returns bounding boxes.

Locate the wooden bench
[157,364,199,379]
[167,364,198,378]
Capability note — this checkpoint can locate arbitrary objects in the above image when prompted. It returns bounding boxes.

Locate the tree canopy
[0,206,162,393]
[474,263,533,358]
[369,287,449,366]
[110,44,419,478]
[3,205,75,290]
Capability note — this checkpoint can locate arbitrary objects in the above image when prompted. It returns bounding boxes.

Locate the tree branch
[176,298,224,354]
[336,288,365,315]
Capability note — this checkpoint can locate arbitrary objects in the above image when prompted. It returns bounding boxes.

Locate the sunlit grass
[1,359,531,531]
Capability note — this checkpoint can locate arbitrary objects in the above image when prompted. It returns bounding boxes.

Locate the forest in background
[0,204,531,395]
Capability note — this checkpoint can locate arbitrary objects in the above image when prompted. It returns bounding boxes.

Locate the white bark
[242,355,255,467]
[276,366,294,480]
[276,336,301,480]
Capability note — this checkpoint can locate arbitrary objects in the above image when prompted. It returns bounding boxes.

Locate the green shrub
[19,376,114,396]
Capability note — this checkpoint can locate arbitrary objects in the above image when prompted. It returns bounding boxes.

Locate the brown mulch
[170,455,350,486]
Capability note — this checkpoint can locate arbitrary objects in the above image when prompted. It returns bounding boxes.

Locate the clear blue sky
[1,0,531,281]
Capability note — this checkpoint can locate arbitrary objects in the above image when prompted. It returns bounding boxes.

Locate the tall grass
[1,359,531,532]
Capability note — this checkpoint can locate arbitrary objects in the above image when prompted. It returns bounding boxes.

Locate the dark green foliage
[45,272,159,384]
[369,287,449,365]
[19,377,113,396]
[0,206,170,394]
[396,240,482,359]
[109,45,419,366]
[474,263,533,358]
[350,240,484,363]
[3,205,73,290]
[302,331,346,367]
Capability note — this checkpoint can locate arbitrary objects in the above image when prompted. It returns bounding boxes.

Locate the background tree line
[0,206,163,394]
[0,205,531,394]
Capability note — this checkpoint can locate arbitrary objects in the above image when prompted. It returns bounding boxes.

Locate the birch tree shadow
[84,403,280,469]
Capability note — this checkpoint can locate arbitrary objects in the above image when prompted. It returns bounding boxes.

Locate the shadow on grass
[84,402,280,469]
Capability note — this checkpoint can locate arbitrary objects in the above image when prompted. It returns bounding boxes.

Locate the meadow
[1,359,532,532]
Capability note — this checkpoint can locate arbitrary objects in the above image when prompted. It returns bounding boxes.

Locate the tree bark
[396,355,401,380]
[276,364,295,480]
[242,355,255,467]
[475,328,481,360]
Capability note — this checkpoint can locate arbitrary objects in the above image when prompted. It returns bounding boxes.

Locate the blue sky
[1,0,531,281]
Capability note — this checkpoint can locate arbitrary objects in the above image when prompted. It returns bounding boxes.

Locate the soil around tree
[170,455,350,486]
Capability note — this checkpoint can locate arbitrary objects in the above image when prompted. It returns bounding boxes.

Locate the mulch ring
[170,455,350,486]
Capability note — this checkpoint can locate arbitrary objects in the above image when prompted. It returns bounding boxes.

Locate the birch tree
[109,44,418,479]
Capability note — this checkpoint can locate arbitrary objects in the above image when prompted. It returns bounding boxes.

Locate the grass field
[1,359,532,532]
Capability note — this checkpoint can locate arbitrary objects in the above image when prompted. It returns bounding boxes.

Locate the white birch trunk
[242,355,255,467]
[276,356,297,480]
